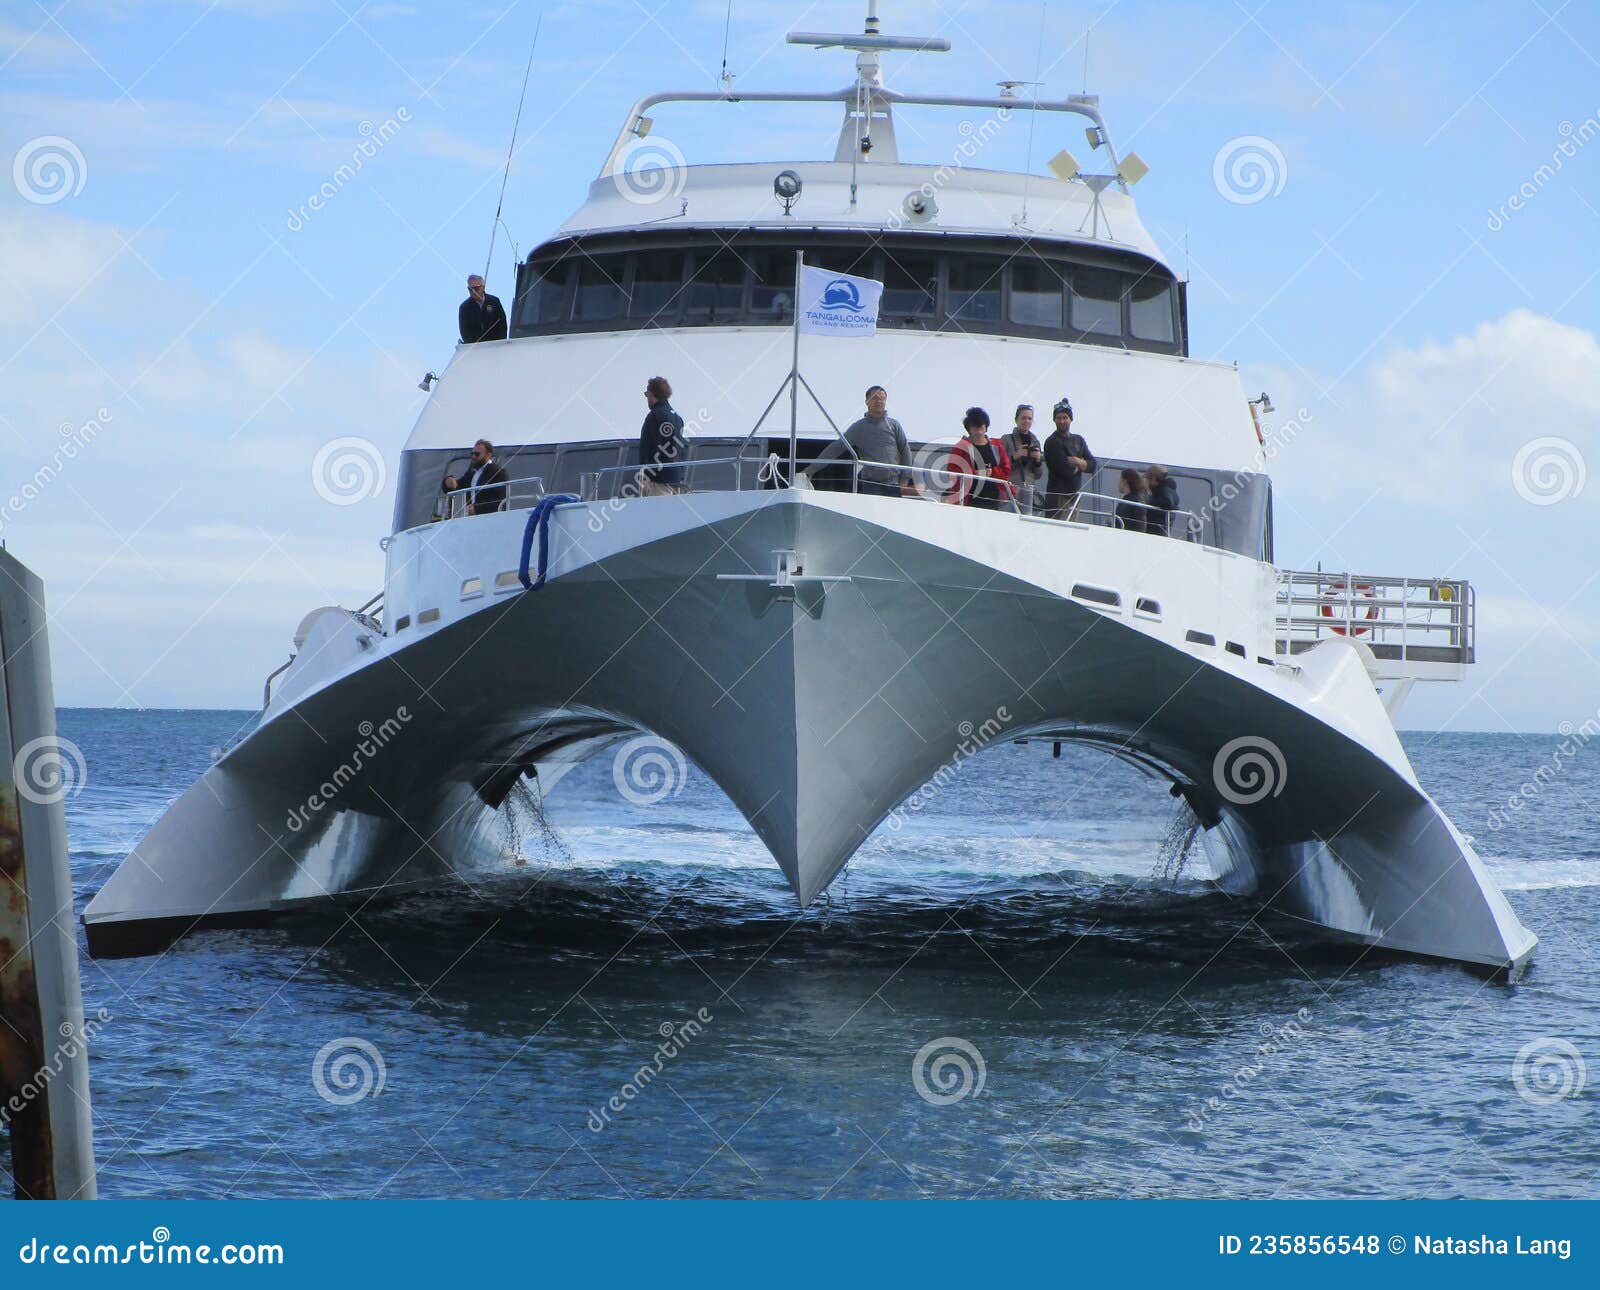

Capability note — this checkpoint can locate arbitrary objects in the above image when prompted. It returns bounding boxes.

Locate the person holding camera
[1001,403,1045,514]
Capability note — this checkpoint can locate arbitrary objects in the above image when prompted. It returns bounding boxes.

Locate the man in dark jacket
[1146,464,1180,536]
[459,274,507,343]
[443,438,508,515]
[637,375,687,495]
[1042,397,1097,518]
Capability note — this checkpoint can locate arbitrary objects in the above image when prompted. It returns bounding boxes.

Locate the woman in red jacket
[942,406,1013,510]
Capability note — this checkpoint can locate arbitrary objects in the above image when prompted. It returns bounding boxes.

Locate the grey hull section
[84,496,1535,971]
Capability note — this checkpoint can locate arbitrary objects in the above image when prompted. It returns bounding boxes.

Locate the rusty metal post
[0,547,97,1199]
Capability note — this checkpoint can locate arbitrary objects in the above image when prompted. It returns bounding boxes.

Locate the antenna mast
[484,11,543,283]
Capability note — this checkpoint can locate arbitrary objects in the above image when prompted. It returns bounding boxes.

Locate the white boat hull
[83,491,1535,973]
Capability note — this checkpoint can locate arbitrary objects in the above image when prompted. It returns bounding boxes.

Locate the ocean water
[19,710,1600,1198]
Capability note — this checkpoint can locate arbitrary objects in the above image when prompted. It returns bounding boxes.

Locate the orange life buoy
[1321,583,1377,636]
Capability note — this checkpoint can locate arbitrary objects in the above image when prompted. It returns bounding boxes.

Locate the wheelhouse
[512,229,1187,356]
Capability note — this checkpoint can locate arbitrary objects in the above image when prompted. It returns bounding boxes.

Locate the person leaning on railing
[1146,464,1179,536]
[1041,397,1097,519]
[442,438,508,515]
[942,407,1013,510]
[803,384,917,497]
[1001,404,1044,514]
[1115,467,1155,533]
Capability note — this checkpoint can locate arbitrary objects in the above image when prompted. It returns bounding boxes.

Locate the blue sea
[17,710,1600,1198]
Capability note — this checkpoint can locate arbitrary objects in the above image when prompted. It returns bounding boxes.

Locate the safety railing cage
[1276,571,1475,666]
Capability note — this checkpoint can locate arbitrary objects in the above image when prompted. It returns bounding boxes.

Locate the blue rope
[518,494,581,590]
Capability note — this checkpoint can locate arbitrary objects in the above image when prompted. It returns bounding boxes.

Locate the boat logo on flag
[798,265,881,336]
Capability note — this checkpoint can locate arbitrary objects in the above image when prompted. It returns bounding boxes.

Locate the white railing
[1276,571,1474,665]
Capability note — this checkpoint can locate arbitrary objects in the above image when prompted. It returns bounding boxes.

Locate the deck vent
[418,608,441,626]
[393,615,411,632]
[494,570,521,590]
[460,577,485,599]
[1225,641,1247,658]
[1134,597,1161,618]
[1070,583,1121,609]
[1184,630,1214,646]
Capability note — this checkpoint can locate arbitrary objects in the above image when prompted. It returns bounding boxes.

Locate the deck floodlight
[1116,151,1149,186]
[773,168,802,214]
[1085,125,1106,150]
[1048,149,1081,181]
[634,115,654,138]
[418,371,438,393]
[1250,391,1275,414]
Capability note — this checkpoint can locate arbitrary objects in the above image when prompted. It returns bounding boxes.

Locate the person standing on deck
[459,274,508,343]
[1042,397,1097,519]
[1001,403,1044,514]
[637,375,687,496]
[803,385,916,497]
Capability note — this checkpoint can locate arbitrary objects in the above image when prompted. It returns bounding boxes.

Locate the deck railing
[1276,571,1475,666]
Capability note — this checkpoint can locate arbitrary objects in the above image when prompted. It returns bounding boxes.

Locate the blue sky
[1,0,1596,730]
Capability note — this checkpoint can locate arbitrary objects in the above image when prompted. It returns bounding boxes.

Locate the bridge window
[1129,270,1174,343]
[1070,267,1123,336]
[685,249,746,319]
[881,252,938,320]
[512,233,1185,355]
[519,262,570,327]
[947,256,1003,323]
[630,250,684,321]
[1009,259,1066,329]
[748,250,796,319]
[572,255,626,322]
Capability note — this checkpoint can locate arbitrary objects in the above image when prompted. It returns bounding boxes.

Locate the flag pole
[788,249,802,483]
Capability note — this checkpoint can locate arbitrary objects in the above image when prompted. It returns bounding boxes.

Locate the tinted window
[630,250,684,320]
[881,252,938,318]
[948,257,1002,322]
[521,261,570,326]
[748,251,795,319]
[809,246,878,277]
[1009,259,1065,328]
[684,250,745,319]
[1129,273,1174,342]
[1071,268,1123,335]
[571,256,626,322]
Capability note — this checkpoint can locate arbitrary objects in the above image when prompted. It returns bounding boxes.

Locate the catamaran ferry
[84,5,1534,973]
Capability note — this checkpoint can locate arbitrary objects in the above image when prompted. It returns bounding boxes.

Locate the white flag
[797,265,882,337]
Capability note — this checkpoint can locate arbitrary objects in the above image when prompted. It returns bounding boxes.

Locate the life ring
[1321,582,1377,636]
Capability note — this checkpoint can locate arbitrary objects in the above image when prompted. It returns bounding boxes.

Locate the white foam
[1481,857,1600,890]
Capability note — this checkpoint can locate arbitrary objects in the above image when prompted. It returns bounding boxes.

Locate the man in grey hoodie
[804,385,915,497]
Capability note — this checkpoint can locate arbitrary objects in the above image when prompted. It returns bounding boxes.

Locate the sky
[0,0,1596,731]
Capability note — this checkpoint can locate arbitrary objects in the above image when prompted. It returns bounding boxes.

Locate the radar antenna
[786,2,950,202]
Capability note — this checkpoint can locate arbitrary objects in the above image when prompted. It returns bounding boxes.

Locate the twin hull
[82,491,1536,972]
